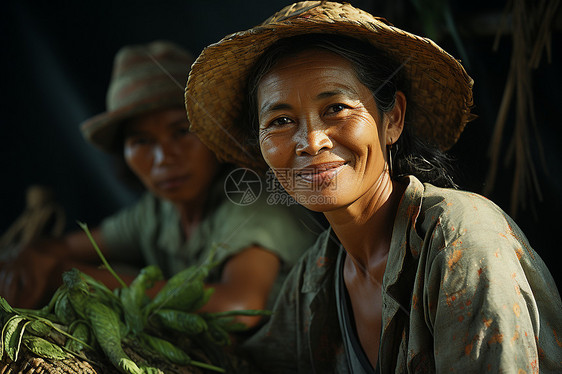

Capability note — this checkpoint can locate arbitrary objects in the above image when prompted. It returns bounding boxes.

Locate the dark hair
[244,33,458,188]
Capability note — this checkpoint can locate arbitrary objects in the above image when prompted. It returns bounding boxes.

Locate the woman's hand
[0,246,62,309]
[0,228,109,309]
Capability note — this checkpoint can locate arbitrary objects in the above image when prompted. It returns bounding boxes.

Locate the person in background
[185,2,562,372]
[0,40,318,329]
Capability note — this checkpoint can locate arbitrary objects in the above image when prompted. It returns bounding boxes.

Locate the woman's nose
[153,141,179,165]
[295,118,333,156]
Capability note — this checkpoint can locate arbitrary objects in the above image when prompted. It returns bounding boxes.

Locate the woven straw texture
[186,1,474,170]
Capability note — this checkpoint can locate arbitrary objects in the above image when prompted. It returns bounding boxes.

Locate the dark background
[2,1,561,288]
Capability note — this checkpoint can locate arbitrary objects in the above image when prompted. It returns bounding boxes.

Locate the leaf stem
[77,221,128,289]
[190,359,226,372]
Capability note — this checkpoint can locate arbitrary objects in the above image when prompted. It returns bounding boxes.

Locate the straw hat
[185,1,474,171]
[81,40,194,152]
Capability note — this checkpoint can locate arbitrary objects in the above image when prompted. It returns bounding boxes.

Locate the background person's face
[257,50,390,212]
[123,107,219,204]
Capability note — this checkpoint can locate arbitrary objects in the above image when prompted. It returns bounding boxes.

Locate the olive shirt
[100,179,318,309]
[241,175,562,373]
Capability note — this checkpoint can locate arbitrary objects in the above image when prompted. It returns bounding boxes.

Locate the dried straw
[484,0,559,217]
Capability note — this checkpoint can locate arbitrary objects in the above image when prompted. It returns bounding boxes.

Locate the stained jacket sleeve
[423,195,562,373]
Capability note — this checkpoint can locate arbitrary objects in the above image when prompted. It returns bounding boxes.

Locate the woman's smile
[295,161,347,185]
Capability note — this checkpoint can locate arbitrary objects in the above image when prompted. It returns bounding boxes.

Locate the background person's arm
[199,245,281,328]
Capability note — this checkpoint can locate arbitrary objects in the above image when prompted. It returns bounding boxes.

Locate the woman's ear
[386,91,406,145]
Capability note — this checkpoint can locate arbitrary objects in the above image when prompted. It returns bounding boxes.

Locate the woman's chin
[291,192,342,212]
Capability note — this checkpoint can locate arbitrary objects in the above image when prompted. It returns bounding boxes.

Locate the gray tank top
[335,251,380,374]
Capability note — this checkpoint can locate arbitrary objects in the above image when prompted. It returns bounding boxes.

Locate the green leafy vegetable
[23,336,67,360]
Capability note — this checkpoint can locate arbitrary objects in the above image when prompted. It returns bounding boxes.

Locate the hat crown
[80,40,193,153]
[261,1,387,26]
[106,40,194,112]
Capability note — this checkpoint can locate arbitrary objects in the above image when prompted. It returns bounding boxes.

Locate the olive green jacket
[241,176,562,373]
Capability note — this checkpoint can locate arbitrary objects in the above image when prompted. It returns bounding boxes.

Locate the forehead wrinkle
[260,83,364,115]
[316,85,362,101]
[258,53,374,115]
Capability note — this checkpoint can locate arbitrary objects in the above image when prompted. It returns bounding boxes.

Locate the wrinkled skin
[256,49,407,366]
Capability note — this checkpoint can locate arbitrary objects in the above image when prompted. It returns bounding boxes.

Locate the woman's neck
[175,193,209,239]
[325,172,404,275]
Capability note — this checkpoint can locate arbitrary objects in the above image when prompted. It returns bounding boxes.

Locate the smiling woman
[185,1,562,373]
[245,34,460,192]
[257,48,395,212]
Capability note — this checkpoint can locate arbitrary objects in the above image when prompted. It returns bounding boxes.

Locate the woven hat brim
[186,3,474,171]
[81,93,184,153]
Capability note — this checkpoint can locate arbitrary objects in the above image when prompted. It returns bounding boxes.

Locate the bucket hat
[185,1,474,170]
[81,40,194,152]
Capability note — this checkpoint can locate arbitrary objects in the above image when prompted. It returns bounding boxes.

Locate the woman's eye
[269,116,293,127]
[326,103,349,114]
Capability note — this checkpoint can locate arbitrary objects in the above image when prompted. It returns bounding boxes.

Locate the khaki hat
[185,1,474,170]
[81,40,194,152]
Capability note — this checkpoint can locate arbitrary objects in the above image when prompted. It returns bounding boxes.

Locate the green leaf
[3,316,29,361]
[54,292,77,325]
[80,271,120,305]
[152,309,208,335]
[0,297,15,314]
[65,321,91,353]
[141,333,224,372]
[212,316,249,333]
[139,366,164,374]
[26,320,52,337]
[141,333,191,365]
[120,287,145,334]
[117,357,143,374]
[23,336,67,360]
[189,287,215,312]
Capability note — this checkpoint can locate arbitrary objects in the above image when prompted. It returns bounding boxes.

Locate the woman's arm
[198,245,281,328]
[426,227,548,373]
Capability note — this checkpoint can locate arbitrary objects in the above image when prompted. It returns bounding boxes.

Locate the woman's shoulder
[419,183,511,233]
[422,183,502,217]
[416,183,537,263]
[402,180,529,254]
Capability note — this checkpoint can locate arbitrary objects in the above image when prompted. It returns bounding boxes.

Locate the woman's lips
[156,175,190,190]
[296,161,347,185]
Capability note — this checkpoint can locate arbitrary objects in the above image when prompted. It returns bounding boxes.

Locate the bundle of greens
[0,222,268,373]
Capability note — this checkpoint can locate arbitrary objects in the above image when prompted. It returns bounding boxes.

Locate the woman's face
[257,49,403,211]
[123,107,219,204]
